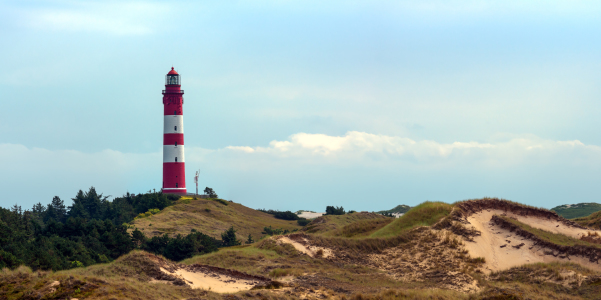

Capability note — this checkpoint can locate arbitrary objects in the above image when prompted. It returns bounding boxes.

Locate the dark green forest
[0,187,219,271]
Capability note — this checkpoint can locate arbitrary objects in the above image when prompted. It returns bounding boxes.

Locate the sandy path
[464,210,601,273]
[278,236,334,258]
[170,268,256,293]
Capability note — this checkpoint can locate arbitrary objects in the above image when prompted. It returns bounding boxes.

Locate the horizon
[1,1,600,211]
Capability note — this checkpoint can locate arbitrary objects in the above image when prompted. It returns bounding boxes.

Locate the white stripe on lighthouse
[164,115,184,134]
[163,145,185,162]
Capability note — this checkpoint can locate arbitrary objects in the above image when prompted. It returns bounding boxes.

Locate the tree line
[0,187,223,271]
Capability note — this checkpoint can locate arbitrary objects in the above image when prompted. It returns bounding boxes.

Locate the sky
[1,0,600,212]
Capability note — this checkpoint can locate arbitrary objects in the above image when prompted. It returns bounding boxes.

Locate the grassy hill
[129,196,302,241]
[376,204,412,214]
[551,203,601,219]
[303,212,393,237]
[370,201,453,238]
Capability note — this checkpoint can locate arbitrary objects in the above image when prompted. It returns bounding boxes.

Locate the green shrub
[297,218,311,226]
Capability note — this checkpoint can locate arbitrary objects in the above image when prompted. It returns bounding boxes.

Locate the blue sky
[1,0,600,211]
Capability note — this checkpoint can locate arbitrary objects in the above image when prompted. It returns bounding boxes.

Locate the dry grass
[574,210,601,230]
[128,196,302,240]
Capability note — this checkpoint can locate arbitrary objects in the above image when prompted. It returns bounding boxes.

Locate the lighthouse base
[163,188,187,195]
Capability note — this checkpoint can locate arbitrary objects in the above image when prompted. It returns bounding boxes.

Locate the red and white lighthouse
[162,67,186,195]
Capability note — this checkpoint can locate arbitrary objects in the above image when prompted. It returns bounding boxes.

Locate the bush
[273,211,299,220]
[262,226,290,236]
[297,218,311,226]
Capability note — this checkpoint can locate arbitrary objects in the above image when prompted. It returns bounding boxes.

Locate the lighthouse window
[174,110,176,115]
[175,141,177,146]
[175,157,178,162]
[174,126,177,131]
[176,183,178,188]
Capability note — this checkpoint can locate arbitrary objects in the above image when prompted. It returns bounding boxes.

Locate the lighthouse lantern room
[162,67,186,194]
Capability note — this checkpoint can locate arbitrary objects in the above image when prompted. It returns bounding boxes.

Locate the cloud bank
[222,131,601,167]
[2,132,600,210]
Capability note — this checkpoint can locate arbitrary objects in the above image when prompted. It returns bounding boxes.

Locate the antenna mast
[194,170,200,195]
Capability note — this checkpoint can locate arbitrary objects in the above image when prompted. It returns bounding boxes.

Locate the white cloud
[22,1,169,35]
[222,131,601,167]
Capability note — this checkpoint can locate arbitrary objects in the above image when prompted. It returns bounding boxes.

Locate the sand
[297,212,325,219]
[278,236,334,258]
[153,266,263,293]
[170,268,256,293]
[464,209,601,273]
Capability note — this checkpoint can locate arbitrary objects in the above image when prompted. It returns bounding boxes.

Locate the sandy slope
[277,236,334,258]
[464,209,601,273]
[170,268,256,293]
[298,212,325,219]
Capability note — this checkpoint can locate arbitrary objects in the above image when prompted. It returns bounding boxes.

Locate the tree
[204,187,218,198]
[45,196,67,223]
[325,206,345,215]
[131,228,146,248]
[221,226,241,247]
[246,234,254,244]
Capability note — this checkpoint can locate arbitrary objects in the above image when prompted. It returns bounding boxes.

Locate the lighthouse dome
[167,67,179,75]
[165,67,181,85]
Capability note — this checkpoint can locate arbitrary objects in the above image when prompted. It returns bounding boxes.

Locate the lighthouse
[162,67,186,195]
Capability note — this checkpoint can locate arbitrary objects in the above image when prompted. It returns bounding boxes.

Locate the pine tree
[246,234,254,244]
[221,226,241,247]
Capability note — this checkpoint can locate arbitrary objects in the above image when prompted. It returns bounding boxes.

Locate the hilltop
[551,202,601,219]
[376,204,412,215]
[129,196,302,241]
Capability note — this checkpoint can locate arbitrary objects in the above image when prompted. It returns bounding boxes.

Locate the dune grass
[369,202,453,238]
[574,210,601,230]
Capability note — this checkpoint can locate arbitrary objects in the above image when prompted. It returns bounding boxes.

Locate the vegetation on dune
[574,210,601,230]
[486,262,601,300]
[370,201,453,238]
[552,203,601,219]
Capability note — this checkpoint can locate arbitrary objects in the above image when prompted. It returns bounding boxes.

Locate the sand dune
[465,209,601,273]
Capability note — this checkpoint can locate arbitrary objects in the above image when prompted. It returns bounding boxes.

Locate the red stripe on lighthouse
[163,134,184,145]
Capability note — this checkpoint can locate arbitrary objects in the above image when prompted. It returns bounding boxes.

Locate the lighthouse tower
[162,67,186,195]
